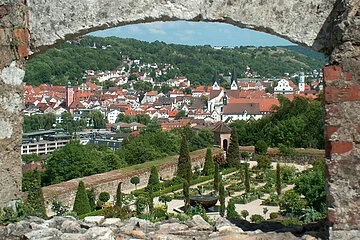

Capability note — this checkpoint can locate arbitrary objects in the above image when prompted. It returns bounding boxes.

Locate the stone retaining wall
[42,150,208,215]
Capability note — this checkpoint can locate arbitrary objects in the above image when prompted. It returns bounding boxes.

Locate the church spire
[230,68,238,90]
[212,70,220,90]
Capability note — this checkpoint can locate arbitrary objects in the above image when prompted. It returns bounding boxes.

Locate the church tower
[66,81,74,108]
[230,68,238,90]
[299,72,305,92]
[212,70,220,90]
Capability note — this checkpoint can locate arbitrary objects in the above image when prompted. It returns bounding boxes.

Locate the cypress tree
[276,162,281,199]
[177,134,192,183]
[244,161,250,193]
[148,185,154,213]
[26,170,47,218]
[227,128,240,168]
[73,181,91,215]
[183,179,190,213]
[147,165,160,191]
[86,188,96,211]
[214,163,220,192]
[219,180,225,217]
[202,148,214,176]
[115,182,123,210]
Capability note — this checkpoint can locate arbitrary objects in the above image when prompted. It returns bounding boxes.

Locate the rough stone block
[83,216,105,225]
[102,218,120,226]
[329,229,360,239]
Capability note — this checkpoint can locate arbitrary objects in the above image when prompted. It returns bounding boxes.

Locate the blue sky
[91,21,294,47]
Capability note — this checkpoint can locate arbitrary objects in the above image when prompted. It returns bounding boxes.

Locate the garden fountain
[189,195,218,209]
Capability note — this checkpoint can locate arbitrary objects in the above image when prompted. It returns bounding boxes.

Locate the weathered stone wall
[1,0,360,238]
[26,0,335,53]
[0,0,31,208]
[42,151,207,216]
[322,1,360,238]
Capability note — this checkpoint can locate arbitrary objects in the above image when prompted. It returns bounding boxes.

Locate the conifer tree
[73,181,91,215]
[202,148,214,176]
[219,180,225,217]
[147,165,160,191]
[276,162,281,199]
[183,179,190,213]
[214,163,220,192]
[148,185,154,213]
[115,182,123,210]
[86,188,96,211]
[26,170,47,218]
[227,128,240,168]
[244,161,250,193]
[177,134,192,183]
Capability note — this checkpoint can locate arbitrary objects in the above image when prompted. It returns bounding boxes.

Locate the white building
[107,109,121,124]
[274,79,294,94]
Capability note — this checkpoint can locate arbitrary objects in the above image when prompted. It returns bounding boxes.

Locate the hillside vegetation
[25,36,327,86]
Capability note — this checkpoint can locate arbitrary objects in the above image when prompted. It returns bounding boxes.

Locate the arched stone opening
[0,1,359,239]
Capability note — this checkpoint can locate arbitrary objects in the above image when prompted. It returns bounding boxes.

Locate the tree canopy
[230,95,324,149]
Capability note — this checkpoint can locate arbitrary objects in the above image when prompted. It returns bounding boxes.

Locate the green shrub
[256,155,272,171]
[270,212,278,219]
[241,209,249,220]
[135,194,148,215]
[152,206,167,221]
[77,209,105,219]
[174,213,190,221]
[227,200,241,219]
[25,170,47,218]
[300,207,324,224]
[262,194,279,206]
[255,140,268,155]
[103,205,115,218]
[250,214,265,224]
[98,192,110,202]
[279,190,307,214]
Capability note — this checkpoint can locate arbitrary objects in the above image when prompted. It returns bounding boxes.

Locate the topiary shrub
[250,214,265,224]
[98,192,110,202]
[270,212,279,219]
[73,181,91,215]
[130,176,140,190]
[241,209,249,220]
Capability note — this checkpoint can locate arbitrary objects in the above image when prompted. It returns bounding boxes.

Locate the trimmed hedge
[131,175,219,197]
[78,209,105,219]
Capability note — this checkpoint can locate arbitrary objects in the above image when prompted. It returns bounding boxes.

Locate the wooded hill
[24,36,327,86]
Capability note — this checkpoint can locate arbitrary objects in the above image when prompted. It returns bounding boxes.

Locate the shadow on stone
[228,218,328,240]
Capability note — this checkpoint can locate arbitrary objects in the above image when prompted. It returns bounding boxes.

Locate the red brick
[324,65,342,82]
[325,86,360,103]
[346,73,353,81]
[331,141,353,155]
[13,28,25,41]
[17,43,28,57]
[328,208,336,225]
[325,126,340,138]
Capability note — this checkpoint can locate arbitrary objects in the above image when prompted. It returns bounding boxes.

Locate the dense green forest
[25,36,327,86]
